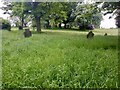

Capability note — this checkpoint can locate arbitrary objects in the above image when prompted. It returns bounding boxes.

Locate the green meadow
[1,28,118,88]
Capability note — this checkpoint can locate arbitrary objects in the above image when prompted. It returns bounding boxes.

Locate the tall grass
[2,30,118,88]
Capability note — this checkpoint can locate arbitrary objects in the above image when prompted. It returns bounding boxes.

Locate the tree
[44,2,68,28]
[2,2,28,30]
[114,9,120,28]
[2,1,71,31]
[73,2,102,30]
[24,2,62,32]
[45,2,77,29]
[61,2,77,29]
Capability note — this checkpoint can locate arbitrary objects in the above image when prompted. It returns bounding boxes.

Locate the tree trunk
[54,19,58,28]
[35,16,41,32]
[64,23,67,29]
[59,23,62,28]
[18,17,24,30]
[47,20,50,27]
[21,17,24,29]
[24,23,27,27]
[46,20,50,28]
[116,18,120,28]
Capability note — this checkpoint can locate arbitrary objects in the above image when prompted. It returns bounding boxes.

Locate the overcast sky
[0,0,117,28]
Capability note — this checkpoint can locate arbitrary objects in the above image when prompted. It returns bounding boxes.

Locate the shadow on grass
[45,28,89,32]
[31,30,74,35]
[31,28,89,36]
[31,31,61,35]
[103,45,117,50]
[31,31,46,34]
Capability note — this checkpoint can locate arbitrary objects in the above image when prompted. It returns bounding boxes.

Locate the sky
[0,0,10,19]
[0,0,117,28]
[100,14,117,28]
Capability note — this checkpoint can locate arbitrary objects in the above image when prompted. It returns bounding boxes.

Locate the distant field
[1,28,118,88]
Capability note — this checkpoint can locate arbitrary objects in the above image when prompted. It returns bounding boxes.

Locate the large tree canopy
[73,2,102,29]
[2,1,112,31]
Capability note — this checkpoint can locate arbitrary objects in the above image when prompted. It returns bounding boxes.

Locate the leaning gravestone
[104,33,107,36]
[87,31,94,39]
[24,29,32,38]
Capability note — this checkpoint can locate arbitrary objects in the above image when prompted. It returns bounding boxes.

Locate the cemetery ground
[1,28,118,88]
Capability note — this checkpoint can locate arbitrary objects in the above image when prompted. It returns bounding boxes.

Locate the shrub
[86,24,94,30]
[1,18,11,31]
[77,23,86,30]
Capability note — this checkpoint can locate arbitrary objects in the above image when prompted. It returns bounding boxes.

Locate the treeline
[2,1,120,32]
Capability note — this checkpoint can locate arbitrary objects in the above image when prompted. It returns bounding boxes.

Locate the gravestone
[24,29,32,38]
[87,31,94,39]
[104,33,107,36]
[19,26,23,30]
[86,24,94,30]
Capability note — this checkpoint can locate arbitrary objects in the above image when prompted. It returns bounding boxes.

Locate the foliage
[59,2,77,29]
[24,2,66,32]
[102,2,120,15]
[2,29,118,88]
[1,2,77,30]
[74,3,102,29]
[0,18,11,31]
[2,2,32,29]
[3,1,119,31]
[115,9,120,28]
[42,2,77,29]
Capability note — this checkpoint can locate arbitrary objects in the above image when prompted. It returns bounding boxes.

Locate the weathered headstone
[19,26,23,30]
[24,29,32,38]
[87,31,94,39]
[104,33,107,36]
[86,24,94,30]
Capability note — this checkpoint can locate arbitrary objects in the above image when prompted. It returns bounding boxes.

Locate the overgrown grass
[1,29,118,88]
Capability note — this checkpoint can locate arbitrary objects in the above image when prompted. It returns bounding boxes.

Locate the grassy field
[1,28,118,88]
